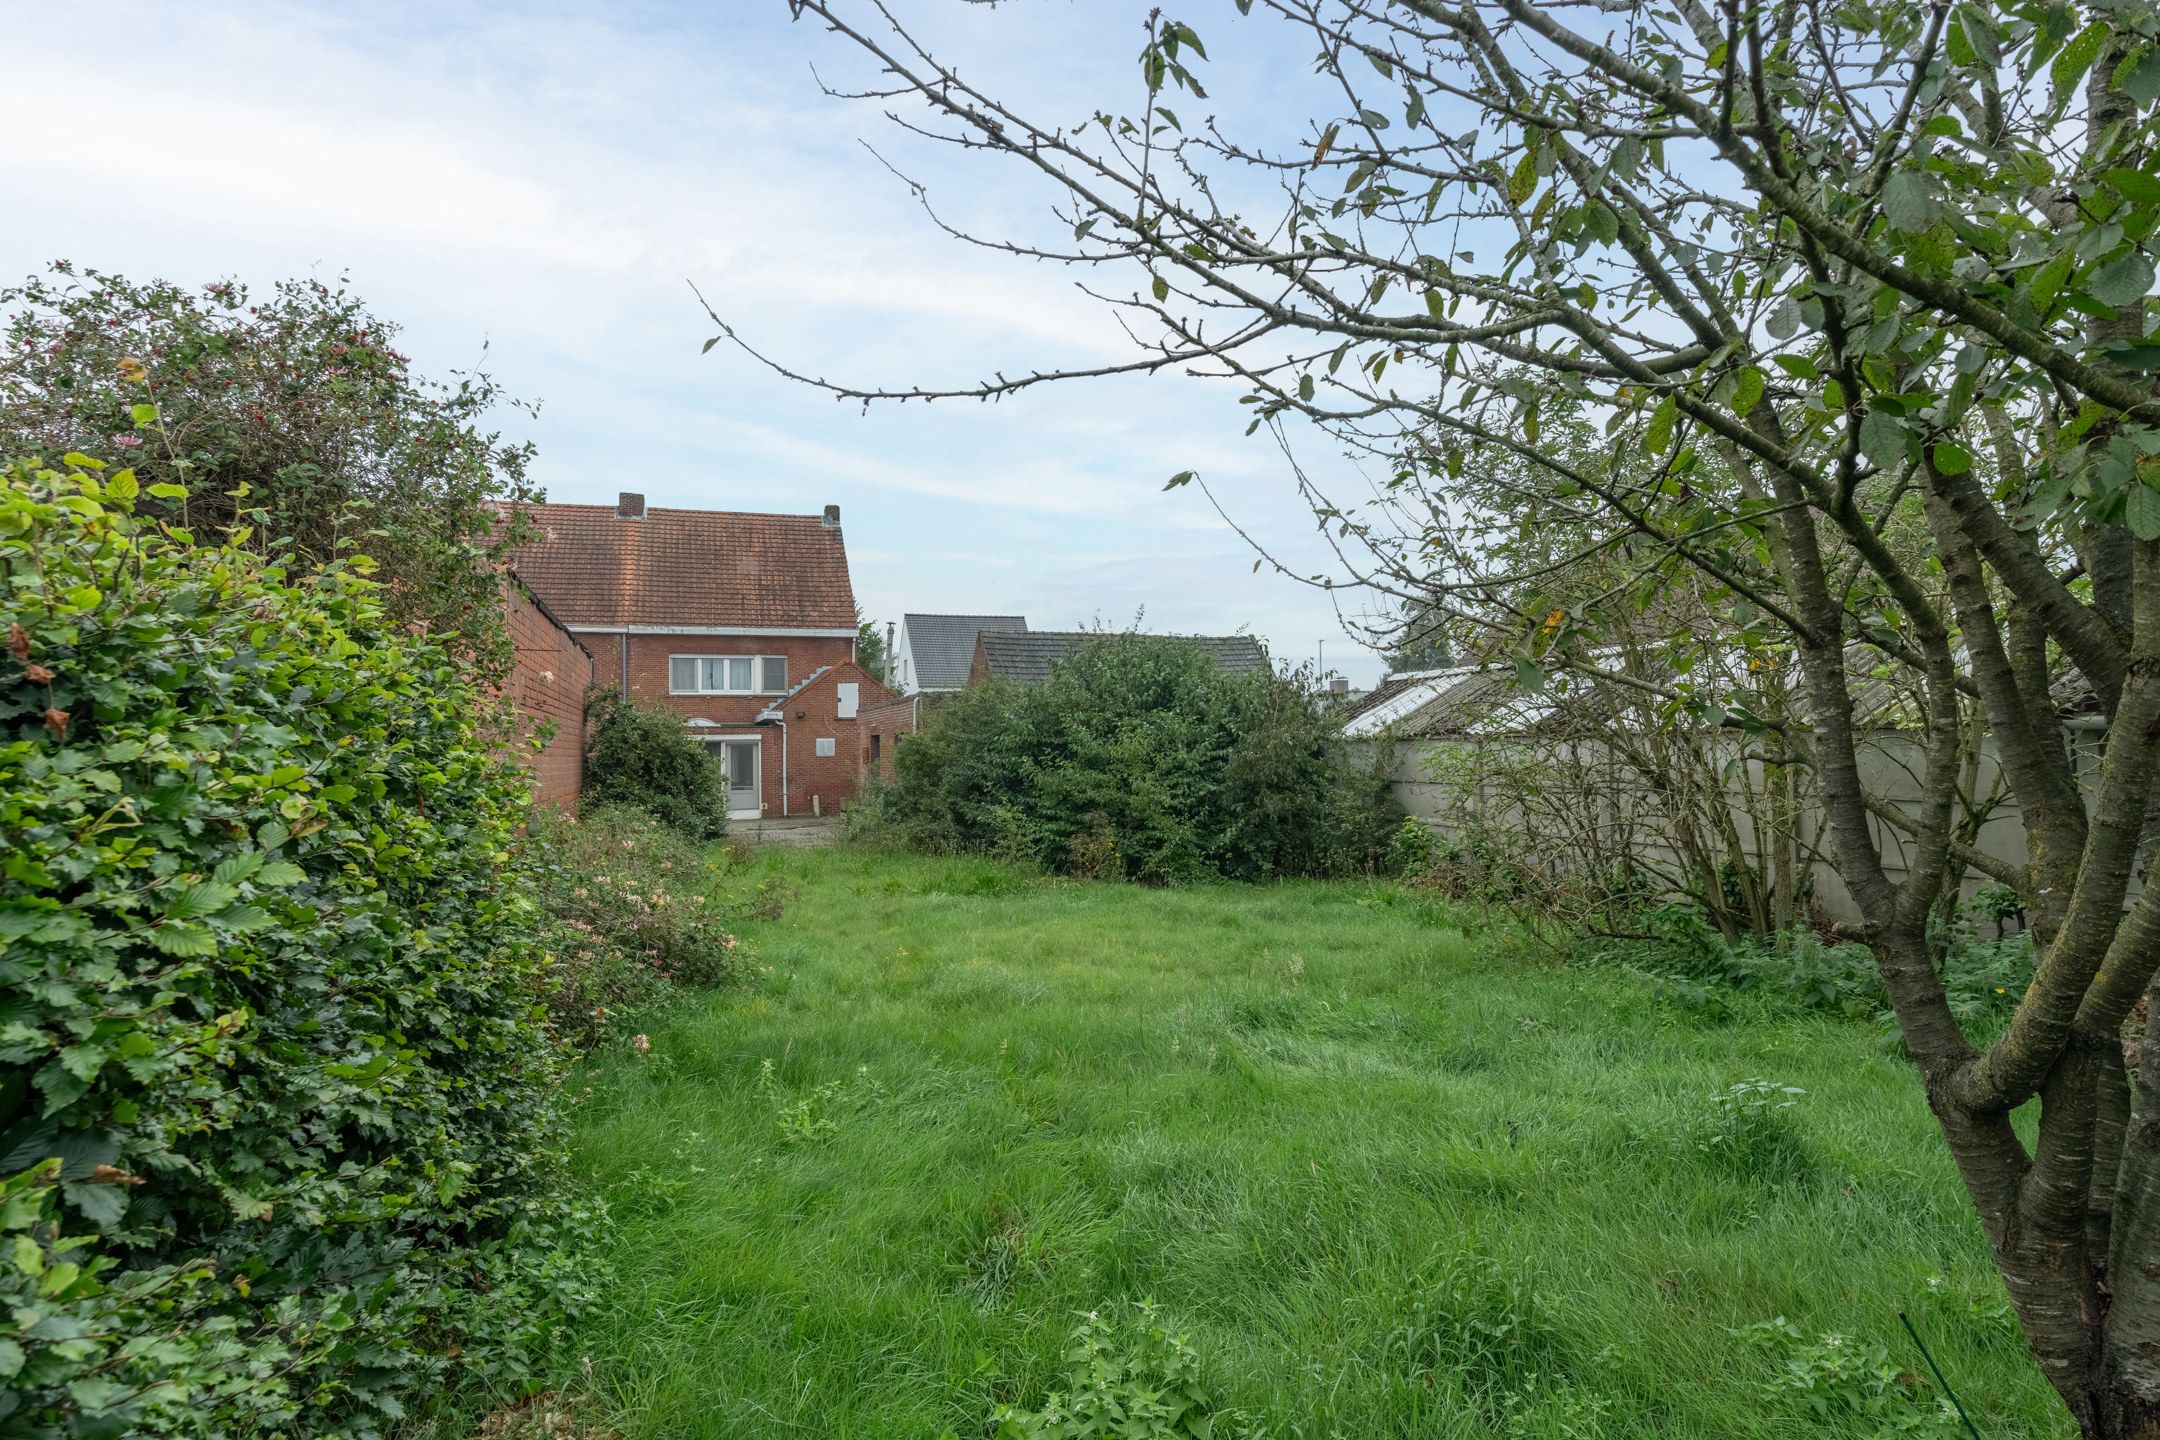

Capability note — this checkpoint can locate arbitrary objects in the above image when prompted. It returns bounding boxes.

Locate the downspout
[776,719,789,818]
[619,636,629,697]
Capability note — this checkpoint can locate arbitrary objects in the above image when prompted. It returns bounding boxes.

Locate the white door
[709,739,761,819]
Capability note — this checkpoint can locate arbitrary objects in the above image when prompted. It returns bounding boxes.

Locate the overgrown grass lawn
[563,846,2060,1437]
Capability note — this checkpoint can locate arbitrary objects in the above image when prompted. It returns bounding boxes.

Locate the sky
[0,0,1410,684]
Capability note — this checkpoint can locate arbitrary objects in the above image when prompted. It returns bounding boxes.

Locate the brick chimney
[617,491,645,520]
[821,503,841,529]
[1328,677,1350,695]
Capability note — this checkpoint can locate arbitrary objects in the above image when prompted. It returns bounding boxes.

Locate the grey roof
[975,630,1270,686]
[903,613,1029,691]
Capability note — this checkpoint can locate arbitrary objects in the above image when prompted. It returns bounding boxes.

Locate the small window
[761,656,788,693]
[669,656,697,692]
[815,737,837,758]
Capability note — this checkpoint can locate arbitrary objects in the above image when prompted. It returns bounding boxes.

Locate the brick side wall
[857,695,919,781]
[576,633,897,817]
[504,583,594,808]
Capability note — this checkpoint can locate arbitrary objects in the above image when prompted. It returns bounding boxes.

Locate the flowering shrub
[527,805,751,1046]
[0,456,592,1436]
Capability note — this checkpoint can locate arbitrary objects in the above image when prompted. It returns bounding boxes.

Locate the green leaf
[1880,171,1939,232]
[1731,366,1766,418]
[1151,275,1170,303]
[1644,394,1678,454]
[1298,373,1315,402]
[1859,410,1908,469]
[2128,482,2160,541]
[2087,251,2155,308]
[2052,21,2109,104]
[1511,657,1549,693]
[256,861,307,886]
[129,403,158,426]
[1162,471,1195,490]
[1931,441,1973,475]
[1773,354,1818,380]
[166,882,236,920]
[1507,150,1538,206]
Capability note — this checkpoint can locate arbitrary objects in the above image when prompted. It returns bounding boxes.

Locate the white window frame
[668,654,789,696]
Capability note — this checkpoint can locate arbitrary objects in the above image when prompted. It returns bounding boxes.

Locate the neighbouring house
[892,612,1030,694]
[500,570,596,809]
[968,630,1269,687]
[509,491,896,820]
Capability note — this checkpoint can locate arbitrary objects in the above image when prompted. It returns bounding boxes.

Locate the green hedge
[869,634,1399,882]
[581,692,728,840]
[0,457,591,1436]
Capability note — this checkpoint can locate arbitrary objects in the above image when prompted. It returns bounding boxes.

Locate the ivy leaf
[2087,252,2155,308]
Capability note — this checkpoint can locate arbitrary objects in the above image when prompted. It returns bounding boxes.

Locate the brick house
[501,572,595,808]
[509,491,896,820]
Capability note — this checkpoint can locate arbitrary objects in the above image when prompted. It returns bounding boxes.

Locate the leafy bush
[1694,1079,1811,1180]
[528,805,750,1045]
[868,634,1399,881]
[581,692,728,839]
[993,1303,1250,1440]
[1743,1318,1963,1435]
[0,457,591,1436]
[1372,1250,1571,1426]
[0,266,541,659]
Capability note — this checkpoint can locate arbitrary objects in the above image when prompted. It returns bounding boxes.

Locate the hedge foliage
[869,634,1399,881]
[582,691,729,840]
[0,457,592,1436]
[0,266,540,660]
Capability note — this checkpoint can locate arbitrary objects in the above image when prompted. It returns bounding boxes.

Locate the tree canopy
[761,2,2160,1432]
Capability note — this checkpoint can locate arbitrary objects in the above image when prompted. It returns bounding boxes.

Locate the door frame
[703,735,764,820]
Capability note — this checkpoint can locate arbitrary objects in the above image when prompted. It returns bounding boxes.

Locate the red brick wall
[504,584,594,808]
[576,633,897,817]
[857,694,919,781]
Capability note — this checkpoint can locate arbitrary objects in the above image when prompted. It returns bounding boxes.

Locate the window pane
[727,657,754,691]
[701,658,727,692]
[669,657,696,693]
[761,657,787,693]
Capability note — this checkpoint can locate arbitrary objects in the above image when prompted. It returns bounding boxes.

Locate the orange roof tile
[507,502,857,630]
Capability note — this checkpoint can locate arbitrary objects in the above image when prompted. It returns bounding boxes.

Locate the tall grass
[557,847,2060,1438]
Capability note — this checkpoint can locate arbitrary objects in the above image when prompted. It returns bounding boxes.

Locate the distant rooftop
[901,613,1029,692]
[975,630,1269,686]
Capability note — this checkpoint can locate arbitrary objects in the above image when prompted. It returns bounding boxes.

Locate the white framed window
[668,654,788,695]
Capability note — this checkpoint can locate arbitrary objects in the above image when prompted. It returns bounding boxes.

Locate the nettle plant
[763,1,2160,1431]
[0,456,590,1435]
